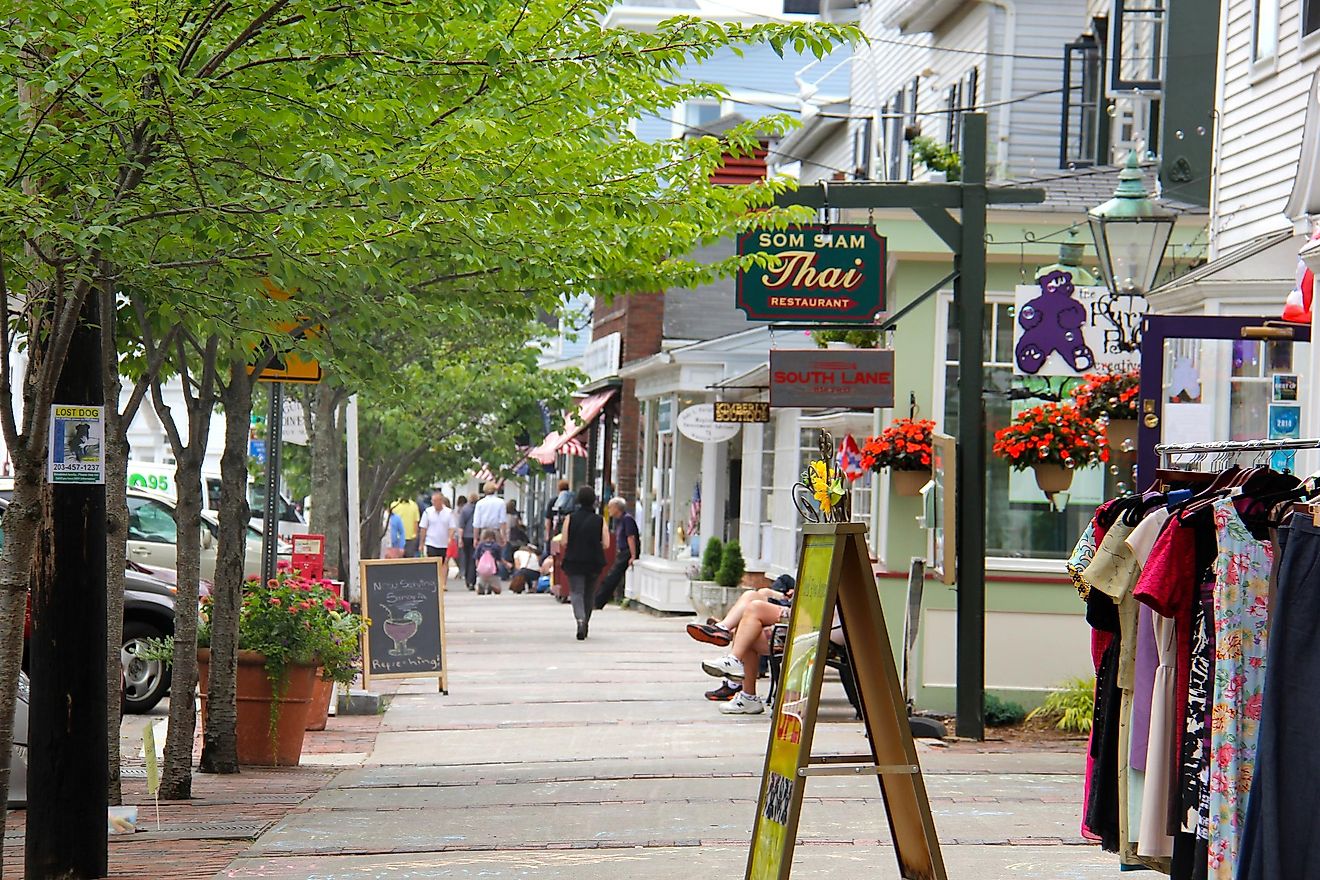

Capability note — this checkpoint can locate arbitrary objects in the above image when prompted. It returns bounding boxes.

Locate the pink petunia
[270,597,282,606]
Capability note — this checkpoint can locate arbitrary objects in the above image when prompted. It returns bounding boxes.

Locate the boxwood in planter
[715,540,746,588]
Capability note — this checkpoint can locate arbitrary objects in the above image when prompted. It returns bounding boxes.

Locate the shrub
[983,692,1027,727]
[715,540,746,588]
[699,537,723,581]
[1027,677,1095,734]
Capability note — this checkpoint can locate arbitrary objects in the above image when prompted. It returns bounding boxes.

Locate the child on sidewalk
[473,528,507,595]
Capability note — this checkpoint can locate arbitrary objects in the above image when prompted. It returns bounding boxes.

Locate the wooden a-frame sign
[746,523,946,880]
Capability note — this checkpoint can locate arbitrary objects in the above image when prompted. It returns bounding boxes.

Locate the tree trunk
[159,451,204,800]
[0,461,41,874]
[309,387,344,578]
[199,359,252,774]
[103,416,129,805]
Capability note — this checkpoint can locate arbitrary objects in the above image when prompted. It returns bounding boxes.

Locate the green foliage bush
[1027,678,1095,734]
[715,540,746,588]
[700,536,723,581]
[983,692,1027,727]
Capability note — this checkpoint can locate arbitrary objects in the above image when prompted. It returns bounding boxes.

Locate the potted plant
[689,536,732,620]
[1070,370,1140,454]
[715,540,747,589]
[861,418,936,497]
[992,401,1108,495]
[197,564,364,766]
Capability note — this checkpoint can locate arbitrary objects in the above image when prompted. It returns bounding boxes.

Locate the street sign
[737,224,886,323]
[715,401,771,423]
[746,523,945,880]
[768,349,895,409]
[676,404,741,443]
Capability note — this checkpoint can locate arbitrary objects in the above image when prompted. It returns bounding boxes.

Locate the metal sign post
[261,381,284,585]
[771,114,1044,740]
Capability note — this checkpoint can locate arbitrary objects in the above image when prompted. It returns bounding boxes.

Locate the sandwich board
[746,522,946,880]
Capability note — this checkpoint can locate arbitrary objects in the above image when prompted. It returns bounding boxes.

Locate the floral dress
[1208,499,1272,879]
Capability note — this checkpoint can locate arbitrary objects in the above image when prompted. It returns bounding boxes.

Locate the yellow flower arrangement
[808,460,846,517]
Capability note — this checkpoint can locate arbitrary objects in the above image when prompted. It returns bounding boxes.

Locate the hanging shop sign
[676,404,742,443]
[1012,270,1147,377]
[737,224,886,323]
[715,401,771,423]
[768,350,895,409]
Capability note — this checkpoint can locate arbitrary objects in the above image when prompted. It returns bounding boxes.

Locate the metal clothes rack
[1156,438,1320,471]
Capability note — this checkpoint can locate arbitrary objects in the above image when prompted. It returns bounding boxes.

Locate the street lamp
[1087,151,1177,295]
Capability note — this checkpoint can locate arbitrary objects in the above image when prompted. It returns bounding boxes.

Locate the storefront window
[759,421,775,557]
[944,300,1101,561]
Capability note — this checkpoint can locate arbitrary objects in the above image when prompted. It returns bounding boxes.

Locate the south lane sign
[736,224,886,323]
[769,349,895,409]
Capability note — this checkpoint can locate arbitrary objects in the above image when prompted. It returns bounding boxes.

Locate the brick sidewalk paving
[2,689,395,880]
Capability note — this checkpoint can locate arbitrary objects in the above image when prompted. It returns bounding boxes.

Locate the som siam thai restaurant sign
[737,224,886,322]
[769,349,895,409]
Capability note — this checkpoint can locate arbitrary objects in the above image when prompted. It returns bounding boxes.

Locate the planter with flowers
[861,418,936,497]
[197,564,364,766]
[1070,370,1140,454]
[992,401,1109,495]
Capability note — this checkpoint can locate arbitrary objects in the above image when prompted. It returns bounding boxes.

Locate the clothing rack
[1156,438,1320,470]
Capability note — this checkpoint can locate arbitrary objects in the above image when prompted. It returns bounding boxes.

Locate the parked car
[1,498,177,715]
[126,488,290,583]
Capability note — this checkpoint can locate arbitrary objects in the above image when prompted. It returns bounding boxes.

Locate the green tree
[1,0,856,836]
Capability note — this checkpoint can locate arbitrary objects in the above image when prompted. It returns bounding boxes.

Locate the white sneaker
[719,692,765,715]
[702,654,744,679]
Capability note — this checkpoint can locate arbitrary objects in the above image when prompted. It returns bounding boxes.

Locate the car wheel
[121,620,171,714]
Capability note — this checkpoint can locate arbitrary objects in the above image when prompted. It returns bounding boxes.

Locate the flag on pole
[837,433,866,482]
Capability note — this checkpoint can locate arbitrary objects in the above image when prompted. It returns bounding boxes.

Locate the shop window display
[943,301,1117,561]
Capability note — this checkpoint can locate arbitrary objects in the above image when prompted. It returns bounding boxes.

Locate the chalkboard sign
[360,558,448,693]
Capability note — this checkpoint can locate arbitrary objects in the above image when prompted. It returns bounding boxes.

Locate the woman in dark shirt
[559,485,610,640]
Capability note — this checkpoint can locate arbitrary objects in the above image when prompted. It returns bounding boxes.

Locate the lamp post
[1088,151,1177,296]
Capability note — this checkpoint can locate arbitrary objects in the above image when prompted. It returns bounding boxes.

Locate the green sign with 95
[737,224,886,323]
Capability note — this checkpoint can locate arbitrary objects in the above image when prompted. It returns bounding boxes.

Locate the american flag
[837,433,866,482]
[561,437,589,458]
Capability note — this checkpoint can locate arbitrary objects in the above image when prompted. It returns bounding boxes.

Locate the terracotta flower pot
[198,649,318,766]
[305,673,335,732]
[1032,463,1075,495]
[1106,418,1138,455]
[891,468,930,498]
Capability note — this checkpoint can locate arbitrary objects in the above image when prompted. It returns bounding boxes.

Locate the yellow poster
[746,533,836,880]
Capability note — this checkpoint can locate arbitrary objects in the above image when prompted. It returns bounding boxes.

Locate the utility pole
[28,284,108,878]
[261,382,285,585]
[775,114,1043,740]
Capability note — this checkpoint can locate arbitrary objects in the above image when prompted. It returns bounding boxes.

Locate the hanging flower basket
[992,401,1107,497]
[1070,371,1140,454]
[891,469,930,497]
[1032,463,1075,495]
[861,418,935,497]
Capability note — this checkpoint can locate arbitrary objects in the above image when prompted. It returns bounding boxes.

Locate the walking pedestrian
[455,494,476,590]
[473,481,506,545]
[544,479,573,546]
[594,496,639,610]
[559,485,610,641]
[418,492,455,563]
[390,496,421,557]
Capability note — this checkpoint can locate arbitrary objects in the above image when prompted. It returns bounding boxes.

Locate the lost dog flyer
[48,405,105,485]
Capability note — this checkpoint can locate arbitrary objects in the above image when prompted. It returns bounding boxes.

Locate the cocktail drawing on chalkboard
[383,610,423,656]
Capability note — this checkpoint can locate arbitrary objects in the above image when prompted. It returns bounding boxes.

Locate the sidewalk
[209,583,1114,880]
[1,685,399,879]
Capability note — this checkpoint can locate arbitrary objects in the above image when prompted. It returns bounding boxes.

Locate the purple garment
[1129,602,1158,771]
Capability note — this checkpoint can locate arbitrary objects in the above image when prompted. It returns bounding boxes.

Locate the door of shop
[1138,316,1313,482]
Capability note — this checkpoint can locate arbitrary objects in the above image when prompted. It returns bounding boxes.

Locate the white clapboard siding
[848,0,1086,180]
[1213,0,1316,253]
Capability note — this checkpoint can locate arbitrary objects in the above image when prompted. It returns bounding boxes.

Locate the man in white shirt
[472,481,507,544]
[418,492,455,560]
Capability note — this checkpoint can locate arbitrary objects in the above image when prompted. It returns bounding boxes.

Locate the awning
[526,388,619,465]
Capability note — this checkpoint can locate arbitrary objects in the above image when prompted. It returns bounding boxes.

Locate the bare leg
[731,599,784,696]
[717,588,776,631]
